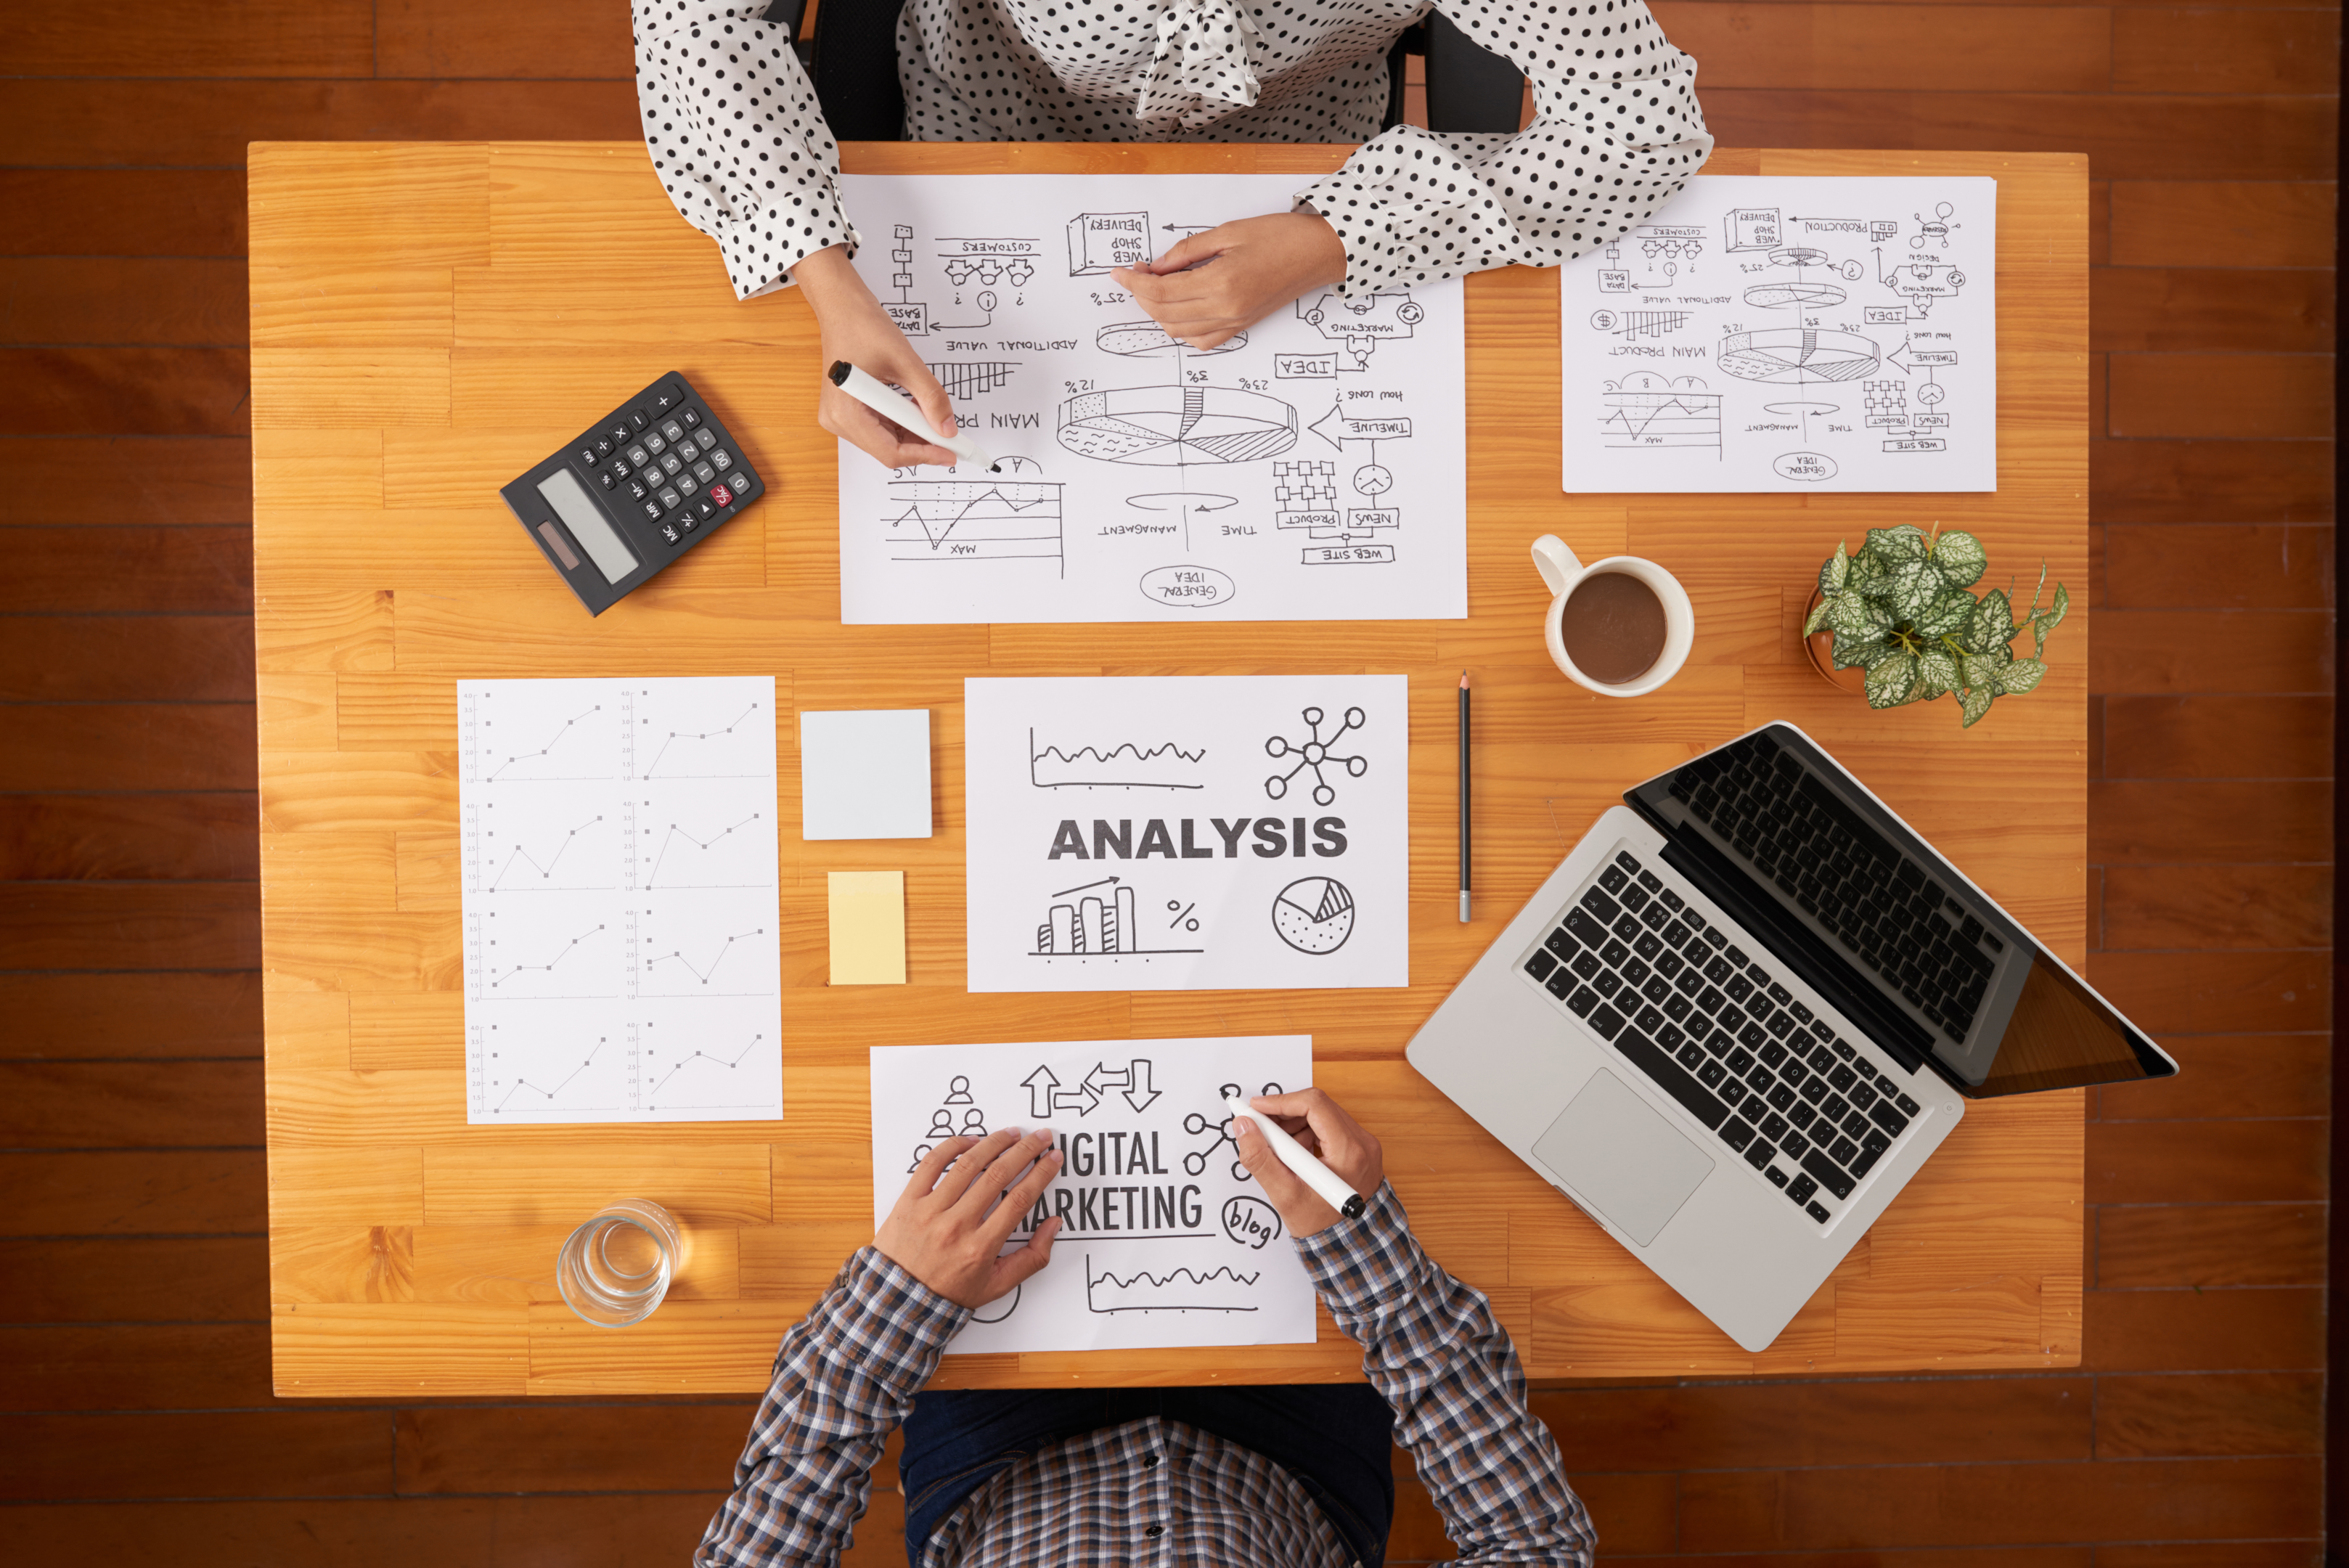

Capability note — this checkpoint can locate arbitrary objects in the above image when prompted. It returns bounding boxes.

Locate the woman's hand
[794,245,962,469]
[875,1127,1064,1309]
[1230,1087,1384,1238]
[1111,211,1349,350]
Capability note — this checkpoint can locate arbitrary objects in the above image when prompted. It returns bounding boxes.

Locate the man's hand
[1111,211,1349,351]
[874,1127,1064,1308]
[793,245,963,470]
[1230,1087,1384,1238]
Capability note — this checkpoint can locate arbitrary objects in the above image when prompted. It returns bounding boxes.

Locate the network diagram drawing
[458,676,783,1124]
[1561,176,1996,494]
[870,1036,1320,1353]
[839,173,1467,624]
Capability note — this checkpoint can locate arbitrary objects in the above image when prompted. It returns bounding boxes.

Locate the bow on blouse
[1132,0,1270,132]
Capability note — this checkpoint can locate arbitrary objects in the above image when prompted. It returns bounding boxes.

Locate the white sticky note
[829,870,907,986]
[800,709,933,840]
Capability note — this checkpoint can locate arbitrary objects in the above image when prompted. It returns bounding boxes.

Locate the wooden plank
[270,1225,417,1304]
[0,1409,391,1500]
[1651,4,2111,91]
[2108,181,2339,269]
[2093,780,2331,862]
[2107,353,2334,440]
[404,1222,740,1303]
[349,992,464,1070]
[2089,609,2334,694]
[0,438,253,529]
[0,793,257,882]
[377,0,637,79]
[2104,695,2333,777]
[258,749,459,834]
[0,526,251,615]
[0,615,253,701]
[9,345,250,437]
[2101,864,2329,950]
[2085,1286,2322,1372]
[419,1145,772,1225]
[0,3,375,76]
[0,1323,271,1410]
[260,911,460,994]
[2089,1114,2327,1204]
[256,673,338,751]
[2112,9,2342,94]
[250,348,452,430]
[1,1151,266,1236]
[0,170,247,258]
[274,1302,529,1397]
[0,884,258,971]
[393,1403,754,1496]
[2091,266,2334,354]
[0,973,261,1061]
[526,1299,802,1395]
[253,589,395,672]
[2104,525,2334,609]
[248,144,491,269]
[2101,1034,2329,1121]
[2097,1204,2326,1289]
[268,1146,425,1228]
[0,1236,268,1323]
[0,258,248,346]
[248,266,456,350]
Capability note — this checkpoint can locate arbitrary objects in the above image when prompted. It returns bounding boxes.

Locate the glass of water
[557,1199,685,1328]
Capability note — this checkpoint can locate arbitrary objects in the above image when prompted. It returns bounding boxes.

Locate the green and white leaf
[1831,629,1891,669]
[1866,525,1929,564]
[1961,648,2009,692]
[1803,592,1839,637]
[2029,581,2070,658]
[1817,540,1851,599]
[1915,587,1976,639]
[1865,651,1921,709]
[1958,682,1995,728]
[1826,591,1890,639]
[1927,528,1988,589]
[1969,587,2015,650]
[1886,558,1944,624]
[1916,645,1962,695]
[1995,658,2046,695]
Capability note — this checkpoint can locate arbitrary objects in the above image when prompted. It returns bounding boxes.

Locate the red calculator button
[709,483,733,507]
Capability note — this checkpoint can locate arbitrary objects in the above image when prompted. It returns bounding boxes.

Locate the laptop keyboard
[1665,732,2004,1043]
[1521,848,1925,1226]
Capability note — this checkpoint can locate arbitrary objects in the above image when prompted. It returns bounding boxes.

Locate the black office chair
[764,0,1524,140]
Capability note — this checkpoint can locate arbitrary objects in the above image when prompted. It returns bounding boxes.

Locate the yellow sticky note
[828,871,907,986]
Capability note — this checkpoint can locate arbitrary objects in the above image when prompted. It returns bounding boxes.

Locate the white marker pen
[826,360,999,471]
[1225,1094,1366,1220]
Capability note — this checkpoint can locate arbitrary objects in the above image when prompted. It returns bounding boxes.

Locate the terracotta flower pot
[1802,588,1870,698]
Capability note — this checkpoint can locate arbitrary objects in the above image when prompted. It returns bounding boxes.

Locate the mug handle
[1531,534,1582,597]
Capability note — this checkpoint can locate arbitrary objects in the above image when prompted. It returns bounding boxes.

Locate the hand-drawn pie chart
[1718,327,1881,385]
[1272,877,1355,955]
[1058,386,1299,465]
[1742,280,1847,310]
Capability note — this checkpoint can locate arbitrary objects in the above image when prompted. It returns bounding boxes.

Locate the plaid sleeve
[1296,1183,1595,1566]
[695,1246,971,1567]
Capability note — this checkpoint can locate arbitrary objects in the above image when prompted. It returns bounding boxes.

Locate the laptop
[1406,722,2178,1351]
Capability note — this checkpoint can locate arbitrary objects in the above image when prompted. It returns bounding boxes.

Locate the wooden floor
[0,4,2333,1562]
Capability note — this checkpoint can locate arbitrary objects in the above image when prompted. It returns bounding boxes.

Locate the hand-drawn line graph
[1029,727,1206,789]
[1031,878,1204,957]
[1601,374,1722,454]
[483,1036,620,1115]
[926,361,1019,399]
[484,920,611,996]
[885,478,1065,570]
[643,926,768,992]
[1265,706,1367,806]
[1084,1254,1262,1313]
[632,695,767,780]
[483,703,608,782]
[483,812,609,892]
[642,1032,767,1110]
[642,812,768,890]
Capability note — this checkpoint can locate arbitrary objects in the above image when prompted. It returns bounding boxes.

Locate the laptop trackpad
[1531,1069,1715,1247]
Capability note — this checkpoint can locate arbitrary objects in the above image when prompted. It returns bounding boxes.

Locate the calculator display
[536,467,640,584]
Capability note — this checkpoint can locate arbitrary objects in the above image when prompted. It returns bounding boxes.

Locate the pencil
[1458,671,1471,923]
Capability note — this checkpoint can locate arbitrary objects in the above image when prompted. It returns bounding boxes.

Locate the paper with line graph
[835,172,1466,626]
[871,1035,1318,1352]
[457,676,782,1124]
[964,674,1407,993]
[1561,175,1995,493]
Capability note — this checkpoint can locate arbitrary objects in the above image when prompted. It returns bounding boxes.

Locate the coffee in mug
[1558,571,1669,686]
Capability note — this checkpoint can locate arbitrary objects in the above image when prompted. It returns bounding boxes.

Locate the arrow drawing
[1084,1058,1161,1114]
[1021,1064,1100,1119]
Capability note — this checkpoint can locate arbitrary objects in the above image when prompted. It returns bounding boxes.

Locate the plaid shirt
[697,1182,1595,1566]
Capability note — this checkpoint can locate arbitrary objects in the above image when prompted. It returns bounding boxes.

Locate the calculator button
[593,436,613,457]
[653,388,679,414]
[708,448,732,471]
[608,423,631,446]
[661,419,686,444]
[609,457,632,479]
[658,520,682,546]
[676,438,700,462]
[642,499,663,520]
[660,453,683,477]
[629,409,649,431]
[644,431,667,456]
[694,497,716,521]
[681,407,703,429]
[598,469,616,490]
[577,446,599,467]
[710,482,734,507]
[692,460,716,485]
[625,444,649,467]
[657,486,681,510]
[627,478,651,502]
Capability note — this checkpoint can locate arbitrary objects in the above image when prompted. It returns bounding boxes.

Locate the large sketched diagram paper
[870,1035,1320,1352]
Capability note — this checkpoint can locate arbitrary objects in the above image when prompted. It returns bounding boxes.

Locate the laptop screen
[1627,724,2176,1101]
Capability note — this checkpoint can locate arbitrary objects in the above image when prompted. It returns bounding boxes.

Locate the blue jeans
[898,1384,1397,1567]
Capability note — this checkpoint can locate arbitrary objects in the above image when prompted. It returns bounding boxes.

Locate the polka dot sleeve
[1300,0,1713,296]
[634,1,854,301]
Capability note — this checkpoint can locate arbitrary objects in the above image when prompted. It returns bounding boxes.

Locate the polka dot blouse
[634,0,1711,301]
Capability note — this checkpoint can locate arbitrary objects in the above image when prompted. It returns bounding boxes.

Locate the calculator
[498,372,765,616]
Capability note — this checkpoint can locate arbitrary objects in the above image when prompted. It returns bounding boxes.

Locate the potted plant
[1802,524,2069,727]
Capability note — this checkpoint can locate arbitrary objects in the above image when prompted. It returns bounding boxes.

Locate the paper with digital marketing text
[962,674,1408,992]
[836,173,1466,624]
[871,1035,1318,1353]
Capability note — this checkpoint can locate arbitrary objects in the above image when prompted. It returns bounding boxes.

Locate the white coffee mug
[1532,534,1695,698]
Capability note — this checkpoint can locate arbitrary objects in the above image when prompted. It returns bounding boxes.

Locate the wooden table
[253,142,2088,1397]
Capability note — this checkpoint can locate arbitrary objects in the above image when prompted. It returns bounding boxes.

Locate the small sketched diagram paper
[836,173,1466,625]
[963,675,1409,992]
[1560,175,1997,494]
[872,1036,1319,1353]
[457,676,783,1124]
